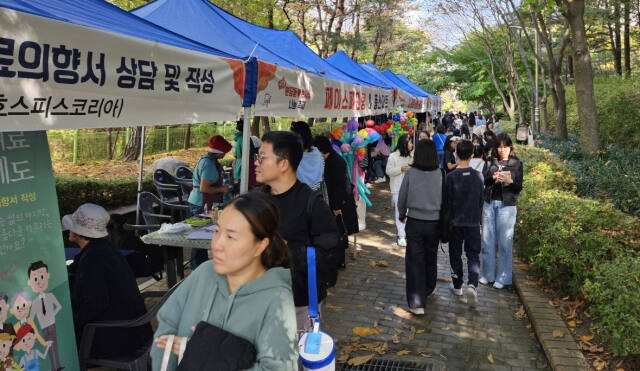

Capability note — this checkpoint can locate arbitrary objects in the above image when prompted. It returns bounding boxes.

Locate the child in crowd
[445,140,484,307]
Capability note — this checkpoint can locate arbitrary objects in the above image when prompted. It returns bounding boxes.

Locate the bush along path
[321,186,549,370]
[515,144,640,369]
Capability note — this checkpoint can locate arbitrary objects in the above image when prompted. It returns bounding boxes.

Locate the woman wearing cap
[62,204,152,360]
[151,192,298,371]
[188,135,233,269]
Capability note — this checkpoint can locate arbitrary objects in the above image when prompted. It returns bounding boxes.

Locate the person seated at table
[188,135,233,269]
[62,203,152,359]
[151,192,298,371]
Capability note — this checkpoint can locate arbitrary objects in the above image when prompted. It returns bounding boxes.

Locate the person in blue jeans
[480,133,523,289]
[432,124,447,168]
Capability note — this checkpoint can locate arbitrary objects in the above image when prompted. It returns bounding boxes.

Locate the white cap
[450,136,462,142]
[61,203,110,238]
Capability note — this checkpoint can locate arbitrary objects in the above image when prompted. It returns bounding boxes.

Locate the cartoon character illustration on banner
[0,292,15,336]
[27,261,62,371]
[13,323,50,371]
[330,119,381,206]
[0,331,20,371]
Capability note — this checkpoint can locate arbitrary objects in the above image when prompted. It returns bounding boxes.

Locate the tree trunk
[107,128,113,160]
[251,116,260,137]
[540,96,548,132]
[614,2,622,75]
[267,7,274,29]
[553,79,568,139]
[561,0,599,154]
[567,55,574,78]
[351,0,360,60]
[372,30,382,65]
[120,126,143,161]
[183,124,191,149]
[624,0,631,76]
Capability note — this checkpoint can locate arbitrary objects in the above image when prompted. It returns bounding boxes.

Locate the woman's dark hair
[461,124,470,138]
[436,124,446,134]
[491,133,518,160]
[473,144,485,159]
[226,192,292,270]
[312,135,332,154]
[396,134,412,157]
[290,121,313,151]
[419,130,430,139]
[443,135,454,152]
[484,129,495,141]
[412,139,439,171]
[236,119,244,132]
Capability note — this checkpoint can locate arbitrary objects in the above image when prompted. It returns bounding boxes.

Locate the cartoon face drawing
[0,337,12,359]
[0,299,8,323]
[10,295,31,322]
[15,332,35,352]
[27,267,50,294]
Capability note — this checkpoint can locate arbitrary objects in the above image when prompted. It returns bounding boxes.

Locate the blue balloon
[367,131,381,143]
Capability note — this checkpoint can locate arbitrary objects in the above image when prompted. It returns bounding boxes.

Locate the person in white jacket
[386,134,414,246]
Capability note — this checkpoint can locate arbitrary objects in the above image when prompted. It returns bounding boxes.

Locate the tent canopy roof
[325,51,392,89]
[0,0,240,58]
[382,70,427,98]
[132,0,371,86]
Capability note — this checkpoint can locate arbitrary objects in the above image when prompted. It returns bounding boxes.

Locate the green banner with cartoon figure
[0,131,79,371]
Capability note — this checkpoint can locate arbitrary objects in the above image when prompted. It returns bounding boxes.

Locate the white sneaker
[449,283,463,296]
[408,307,425,315]
[365,183,372,189]
[467,286,478,308]
[359,223,366,231]
[397,237,407,247]
[493,281,504,289]
[478,277,489,285]
[374,177,386,184]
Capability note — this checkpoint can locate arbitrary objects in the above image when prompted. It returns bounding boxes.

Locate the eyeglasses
[256,152,276,164]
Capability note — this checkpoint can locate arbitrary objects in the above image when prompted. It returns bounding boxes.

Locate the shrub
[584,254,640,356]
[55,175,154,217]
[515,144,640,355]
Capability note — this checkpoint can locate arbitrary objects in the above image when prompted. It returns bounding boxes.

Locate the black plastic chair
[175,166,193,180]
[79,280,183,371]
[153,169,185,206]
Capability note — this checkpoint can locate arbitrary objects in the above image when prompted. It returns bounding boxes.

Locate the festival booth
[394,73,442,113]
[0,0,253,369]
[132,0,394,120]
[359,62,420,111]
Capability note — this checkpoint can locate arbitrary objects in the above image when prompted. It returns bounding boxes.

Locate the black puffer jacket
[482,157,523,206]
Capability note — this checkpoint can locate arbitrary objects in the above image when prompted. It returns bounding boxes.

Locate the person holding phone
[480,133,523,289]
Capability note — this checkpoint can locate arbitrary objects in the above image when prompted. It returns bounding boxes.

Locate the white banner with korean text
[0,8,244,131]
[253,62,398,118]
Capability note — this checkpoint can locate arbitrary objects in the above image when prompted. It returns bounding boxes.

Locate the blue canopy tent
[383,70,427,98]
[132,0,370,86]
[325,51,392,89]
[394,73,440,104]
[359,63,418,108]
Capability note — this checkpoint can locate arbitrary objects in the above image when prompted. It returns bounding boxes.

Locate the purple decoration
[347,119,359,131]
[331,144,341,154]
[352,135,364,146]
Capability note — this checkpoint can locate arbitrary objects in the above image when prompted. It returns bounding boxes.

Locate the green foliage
[546,76,640,148]
[536,133,640,216]
[584,255,640,356]
[55,175,154,217]
[515,144,640,356]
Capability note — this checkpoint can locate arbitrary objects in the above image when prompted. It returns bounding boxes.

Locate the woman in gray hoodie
[152,192,298,370]
[397,139,443,315]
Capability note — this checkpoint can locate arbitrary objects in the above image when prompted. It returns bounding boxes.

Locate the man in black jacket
[313,136,359,278]
[63,204,152,358]
[255,131,338,333]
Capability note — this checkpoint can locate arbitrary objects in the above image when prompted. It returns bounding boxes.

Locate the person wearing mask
[313,135,359,280]
[386,134,414,247]
[151,192,298,370]
[480,134,523,289]
[397,139,443,314]
[188,135,233,269]
[445,141,484,307]
[62,204,152,360]
[255,131,338,333]
[290,121,324,191]
[432,125,447,168]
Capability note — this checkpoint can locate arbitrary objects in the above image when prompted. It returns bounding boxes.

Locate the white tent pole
[240,106,252,194]
[135,126,146,225]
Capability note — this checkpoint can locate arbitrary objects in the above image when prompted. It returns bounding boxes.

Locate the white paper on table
[186,230,213,240]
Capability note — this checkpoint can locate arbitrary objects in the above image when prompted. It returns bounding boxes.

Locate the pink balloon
[340,143,352,153]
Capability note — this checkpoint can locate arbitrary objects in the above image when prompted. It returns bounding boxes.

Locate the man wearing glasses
[255,131,338,334]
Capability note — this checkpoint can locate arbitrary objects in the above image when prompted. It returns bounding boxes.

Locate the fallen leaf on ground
[548,300,556,307]
[353,327,381,337]
[416,329,425,334]
[567,320,576,327]
[526,323,532,329]
[408,326,416,342]
[593,357,607,370]
[326,304,343,312]
[357,304,366,308]
[348,354,374,366]
[391,306,412,320]
[515,305,526,319]
[369,260,377,268]
[377,259,389,267]
[392,333,400,343]
[552,330,564,338]
[419,352,432,358]
[373,320,378,328]
[516,263,530,270]
[396,350,411,356]
[394,328,403,334]
[488,353,495,364]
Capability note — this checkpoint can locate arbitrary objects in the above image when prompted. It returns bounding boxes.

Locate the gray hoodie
[151,263,298,371]
[397,167,442,221]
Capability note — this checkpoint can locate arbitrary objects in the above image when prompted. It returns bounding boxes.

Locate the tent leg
[135,126,146,227]
[240,107,252,194]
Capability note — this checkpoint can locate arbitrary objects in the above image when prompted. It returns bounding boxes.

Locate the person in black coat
[313,136,359,274]
[63,204,152,359]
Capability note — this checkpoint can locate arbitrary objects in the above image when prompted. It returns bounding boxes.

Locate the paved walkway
[322,185,549,370]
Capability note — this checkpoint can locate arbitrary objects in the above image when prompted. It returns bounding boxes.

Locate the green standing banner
[0,131,80,371]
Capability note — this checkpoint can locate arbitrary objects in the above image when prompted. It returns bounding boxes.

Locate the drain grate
[341,358,435,371]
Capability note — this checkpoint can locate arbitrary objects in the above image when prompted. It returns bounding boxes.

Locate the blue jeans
[373,157,387,178]
[188,203,208,270]
[437,151,444,168]
[481,200,517,285]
